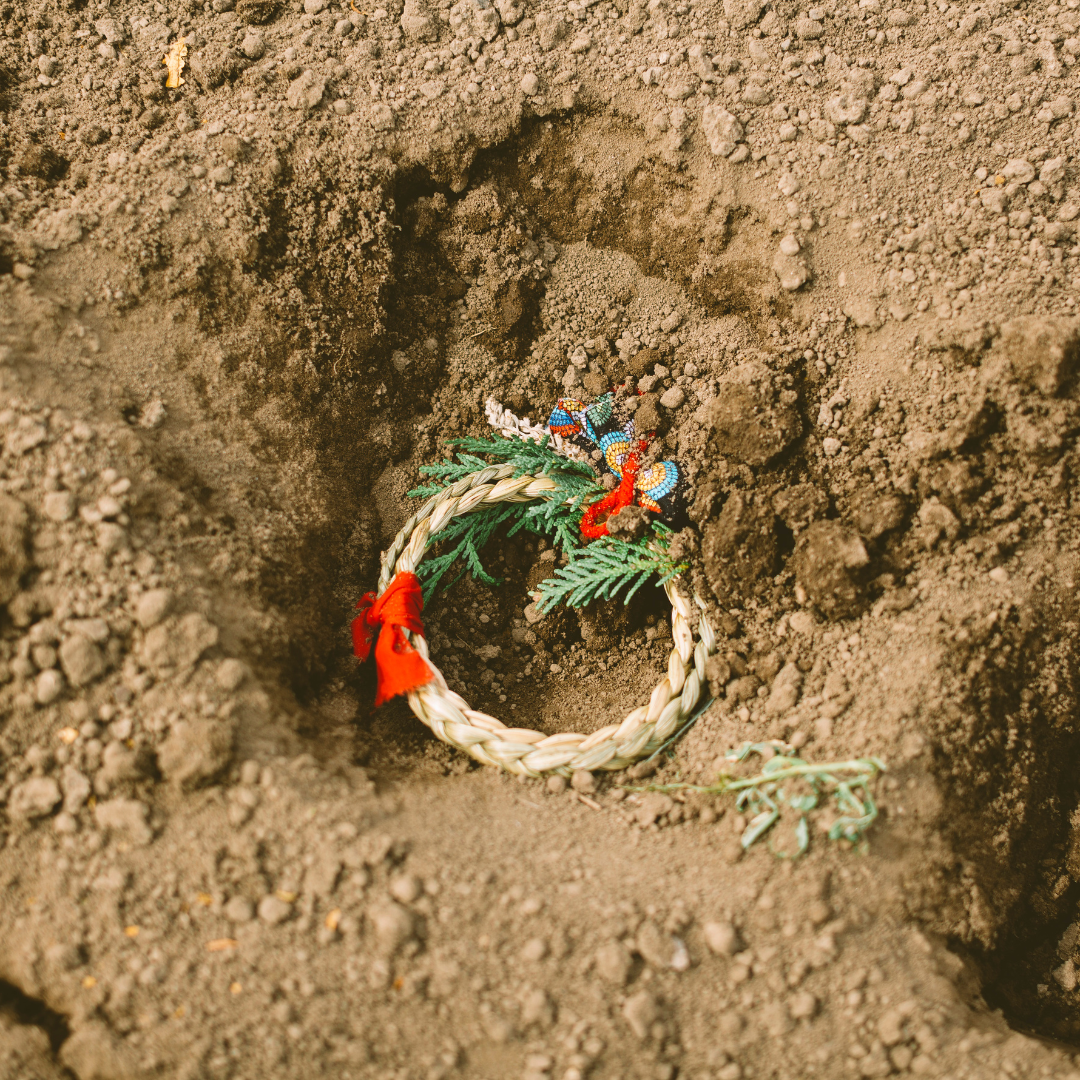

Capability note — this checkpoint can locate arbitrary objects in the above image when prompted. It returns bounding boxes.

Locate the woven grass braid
[377,463,719,777]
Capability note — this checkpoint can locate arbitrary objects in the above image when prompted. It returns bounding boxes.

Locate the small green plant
[630,742,886,857]
[409,434,683,608]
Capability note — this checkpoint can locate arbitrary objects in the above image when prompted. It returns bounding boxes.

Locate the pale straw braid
[377,466,719,777]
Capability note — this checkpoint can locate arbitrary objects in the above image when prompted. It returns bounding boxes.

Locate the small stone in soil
[216,658,249,691]
[8,777,62,820]
[389,873,423,904]
[521,936,549,961]
[622,990,660,1040]
[35,668,64,705]
[94,797,153,845]
[42,490,75,522]
[257,895,292,925]
[59,635,106,688]
[595,940,634,985]
[703,921,742,955]
[367,900,416,954]
[225,896,255,923]
[135,588,173,628]
[157,717,235,788]
[571,770,596,794]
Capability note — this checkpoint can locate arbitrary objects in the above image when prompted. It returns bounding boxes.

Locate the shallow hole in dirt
[255,118,789,780]
[333,532,681,782]
[0,978,72,1053]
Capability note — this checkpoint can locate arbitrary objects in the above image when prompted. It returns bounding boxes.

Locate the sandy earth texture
[4,0,1080,1077]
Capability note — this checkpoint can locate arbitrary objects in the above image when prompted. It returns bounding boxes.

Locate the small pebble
[96,522,127,554]
[241,30,265,58]
[42,490,75,522]
[571,770,596,794]
[135,588,173,629]
[594,940,633,985]
[258,895,292,925]
[32,644,57,670]
[703,921,741,956]
[521,936,549,961]
[97,495,123,518]
[8,777,62,820]
[94,798,152,845]
[59,635,106,688]
[521,72,539,95]
[622,990,660,1040]
[225,896,255,923]
[659,386,685,409]
[637,919,678,968]
[35,668,64,705]
[62,766,91,813]
[389,873,423,904]
[367,900,416,954]
[216,658,249,691]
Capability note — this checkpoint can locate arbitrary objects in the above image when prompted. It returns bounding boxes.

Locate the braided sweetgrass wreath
[351,399,887,856]
[372,460,719,778]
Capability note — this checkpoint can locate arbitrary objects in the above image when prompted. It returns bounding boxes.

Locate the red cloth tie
[580,452,642,539]
[352,572,434,706]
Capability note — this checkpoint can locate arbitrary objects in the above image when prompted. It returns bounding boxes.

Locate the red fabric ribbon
[352,572,434,707]
[580,452,642,539]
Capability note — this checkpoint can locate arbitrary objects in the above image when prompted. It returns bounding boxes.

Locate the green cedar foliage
[533,531,686,613]
[408,435,686,608]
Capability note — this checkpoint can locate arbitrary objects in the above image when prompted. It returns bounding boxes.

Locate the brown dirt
[4,1,1080,1078]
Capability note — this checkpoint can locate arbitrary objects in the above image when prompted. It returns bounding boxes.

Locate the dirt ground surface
[5,0,1080,1077]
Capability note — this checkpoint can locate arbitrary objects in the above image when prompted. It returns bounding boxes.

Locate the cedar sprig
[409,433,683,608]
[411,433,596,496]
[409,434,603,601]
[412,502,524,601]
[534,530,686,613]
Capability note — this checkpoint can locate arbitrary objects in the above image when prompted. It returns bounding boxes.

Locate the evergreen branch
[449,432,595,477]
[410,453,493,496]
[535,535,687,612]
[410,434,608,601]
[415,502,522,602]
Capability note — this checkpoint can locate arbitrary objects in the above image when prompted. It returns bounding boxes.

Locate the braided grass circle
[378,463,719,777]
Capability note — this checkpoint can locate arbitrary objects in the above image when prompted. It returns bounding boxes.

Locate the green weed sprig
[630,742,885,857]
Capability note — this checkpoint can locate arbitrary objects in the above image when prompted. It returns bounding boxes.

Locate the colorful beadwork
[635,460,679,513]
[546,394,686,525]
